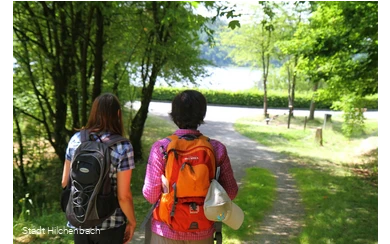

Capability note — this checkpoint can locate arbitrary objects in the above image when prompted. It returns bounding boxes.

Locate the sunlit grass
[234,114,378,165]
[223,168,276,243]
[290,168,378,244]
[13,212,73,244]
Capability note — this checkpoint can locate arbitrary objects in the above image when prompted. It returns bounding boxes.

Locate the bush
[151,87,377,110]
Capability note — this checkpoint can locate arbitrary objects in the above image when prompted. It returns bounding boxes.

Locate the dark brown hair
[84,93,124,135]
[169,90,207,129]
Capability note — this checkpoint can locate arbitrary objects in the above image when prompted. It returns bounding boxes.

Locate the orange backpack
[153,134,216,232]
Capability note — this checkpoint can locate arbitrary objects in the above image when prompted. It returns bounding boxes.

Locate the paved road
[130,101,378,122]
[128,101,377,243]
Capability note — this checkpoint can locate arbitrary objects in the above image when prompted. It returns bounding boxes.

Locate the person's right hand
[123,221,136,244]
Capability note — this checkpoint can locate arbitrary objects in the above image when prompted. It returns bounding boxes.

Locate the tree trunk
[13,108,28,188]
[52,79,70,164]
[130,69,159,161]
[15,2,69,163]
[69,5,81,130]
[80,6,94,125]
[291,55,298,117]
[92,6,104,101]
[53,2,72,162]
[287,63,292,107]
[261,49,269,117]
[129,2,172,162]
[263,76,268,116]
[309,82,319,120]
[112,62,120,97]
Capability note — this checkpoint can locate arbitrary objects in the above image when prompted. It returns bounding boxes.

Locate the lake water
[155,66,262,91]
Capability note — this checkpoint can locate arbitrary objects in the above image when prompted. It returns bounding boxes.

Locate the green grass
[222,168,276,244]
[234,114,378,165]
[234,114,378,244]
[290,168,378,244]
[13,212,73,243]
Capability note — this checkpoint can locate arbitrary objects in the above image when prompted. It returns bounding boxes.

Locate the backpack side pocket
[154,191,175,227]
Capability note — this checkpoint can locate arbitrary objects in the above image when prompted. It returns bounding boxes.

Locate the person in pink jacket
[142,90,239,243]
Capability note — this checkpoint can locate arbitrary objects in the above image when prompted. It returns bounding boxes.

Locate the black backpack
[61,130,128,228]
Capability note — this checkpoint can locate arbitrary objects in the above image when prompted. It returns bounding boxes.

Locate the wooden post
[323,114,332,130]
[315,127,323,146]
[304,116,307,130]
[265,113,270,125]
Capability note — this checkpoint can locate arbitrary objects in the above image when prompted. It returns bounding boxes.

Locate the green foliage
[13,157,63,219]
[129,1,216,85]
[151,87,377,110]
[228,20,241,30]
[199,18,235,67]
[306,1,378,97]
[214,1,377,108]
[331,94,366,138]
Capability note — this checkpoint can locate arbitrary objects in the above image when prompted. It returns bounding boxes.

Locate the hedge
[149,87,378,111]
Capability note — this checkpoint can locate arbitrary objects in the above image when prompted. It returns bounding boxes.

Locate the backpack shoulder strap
[104,134,129,147]
[165,134,180,152]
[80,129,89,143]
[198,134,220,179]
[166,134,178,141]
[199,135,219,180]
[80,129,105,143]
[199,135,211,142]
[82,130,129,147]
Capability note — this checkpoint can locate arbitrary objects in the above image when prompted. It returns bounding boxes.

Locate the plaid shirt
[143,129,239,240]
[65,131,135,230]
